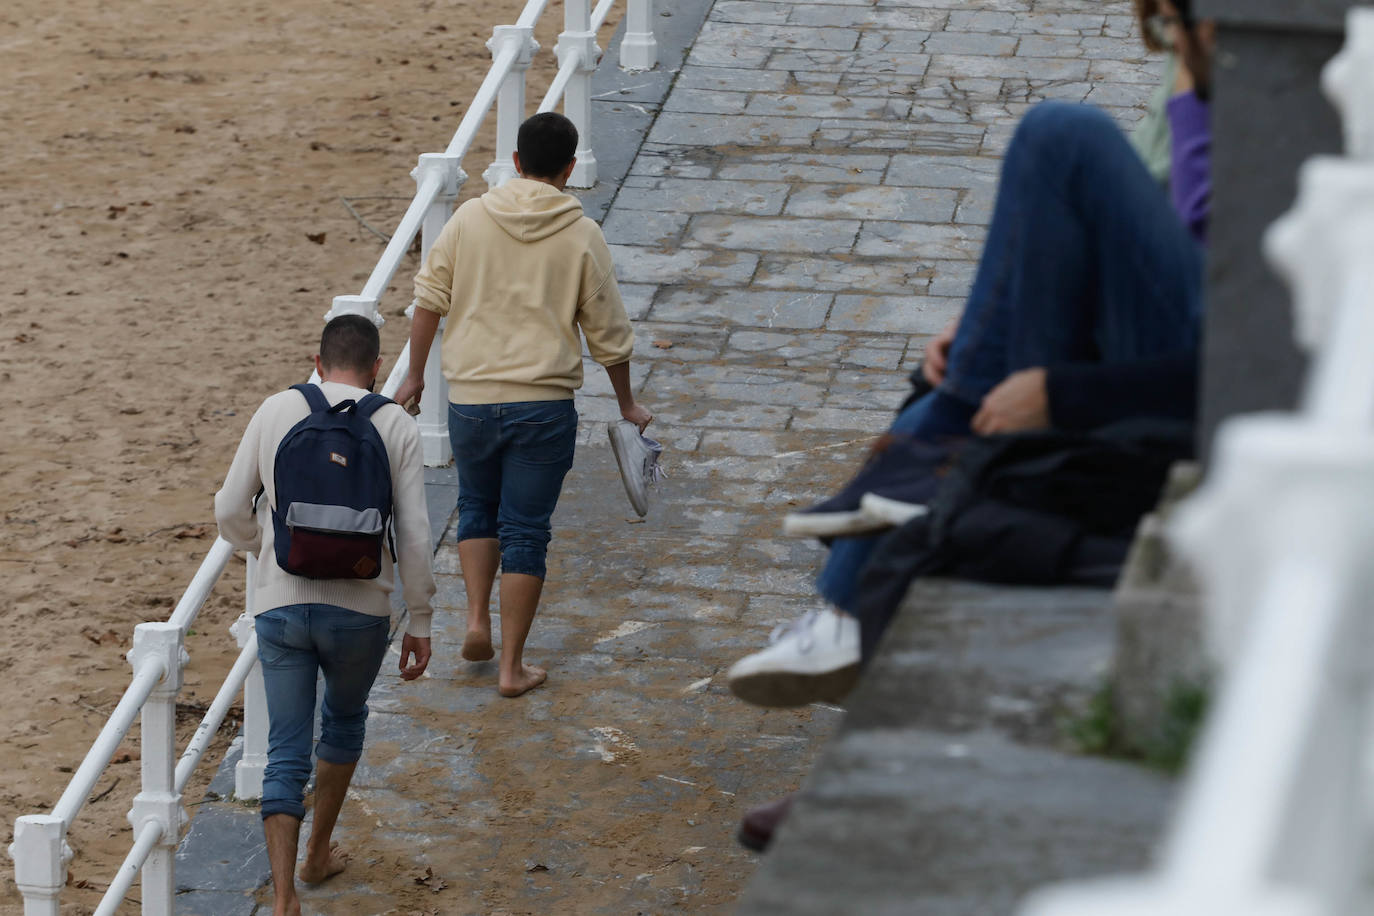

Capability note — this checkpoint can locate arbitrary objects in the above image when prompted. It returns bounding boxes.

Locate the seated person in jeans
[728,0,1214,714]
[728,1,1214,854]
[396,112,652,698]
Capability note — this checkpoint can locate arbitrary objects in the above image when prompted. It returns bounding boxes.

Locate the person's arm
[395,212,460,410]
[1046,354,1199,431]
[393,306,441,411]
[1167,13,1214,243]
[387,409,436,679]
[577,237,652,429]
[214,404,267,555]
[1166,93,1210,244]
[605,361,652,431]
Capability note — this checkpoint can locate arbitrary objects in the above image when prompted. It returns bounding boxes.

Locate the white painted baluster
[620,0,658,71]
[126,623,186,916]
[1264,158,1374,422]
[409,153,464,466]
[558,0,601,187]
[483,25,539,188]
[9,815,68,916]
[1323,9,1374,160]
[232,558,266,800]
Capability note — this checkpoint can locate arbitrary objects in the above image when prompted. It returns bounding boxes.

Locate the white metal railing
[1019,9,1374,916]
[9,2,656,913]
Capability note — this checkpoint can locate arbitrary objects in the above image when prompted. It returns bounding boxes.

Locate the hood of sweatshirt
[480,178,584,243]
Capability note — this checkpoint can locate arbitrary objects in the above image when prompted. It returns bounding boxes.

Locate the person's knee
[261,755,312,821]
[317,711,369,765]
[455,496,499,541]
[1012,101,1116,165]
[498,529,551,579]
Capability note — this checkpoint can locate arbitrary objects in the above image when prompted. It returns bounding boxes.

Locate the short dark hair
[319,314,380,373]
[517,112,578,179]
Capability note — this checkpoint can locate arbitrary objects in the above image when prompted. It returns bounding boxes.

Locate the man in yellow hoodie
[395,112,652,698]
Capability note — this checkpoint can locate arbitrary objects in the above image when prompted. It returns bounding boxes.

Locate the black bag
[849,420,1192,660]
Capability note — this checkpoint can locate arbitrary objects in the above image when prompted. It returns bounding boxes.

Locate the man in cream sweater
[216,315,435,916]
[394,112,651,698]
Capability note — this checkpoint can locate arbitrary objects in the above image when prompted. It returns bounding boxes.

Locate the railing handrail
[50,658,167,826]
[12,0,657,912]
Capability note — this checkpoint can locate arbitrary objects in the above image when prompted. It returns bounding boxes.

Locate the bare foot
[272,896,301,916]
[461,629,494,662]
[499,664,547,698]
[298,843,349,884]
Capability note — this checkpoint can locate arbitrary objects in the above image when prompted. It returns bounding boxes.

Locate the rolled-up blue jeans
[817,101,1205,613]
[255,603,390,820]
[448,399,578,579]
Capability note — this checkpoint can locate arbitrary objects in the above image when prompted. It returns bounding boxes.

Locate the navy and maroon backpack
[270,383,395,579]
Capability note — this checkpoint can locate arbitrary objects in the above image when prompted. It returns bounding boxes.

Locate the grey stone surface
[1196,13,1348,454]
[173,890,260,916]
[1112,466,1210,753]
[1202,0,1355,30]
[175,804,271,896]
[739,582,1175,916]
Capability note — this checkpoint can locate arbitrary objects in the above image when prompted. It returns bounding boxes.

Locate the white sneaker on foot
[608,420,666,517]
[727,608,861,708]
[859,492,929,527]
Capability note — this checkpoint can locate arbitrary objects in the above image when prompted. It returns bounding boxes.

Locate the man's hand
[972,368,1050,435]
[621,402,653,433]
[392,376,424,415]
[399,635,431,680]
[922,319,958,387]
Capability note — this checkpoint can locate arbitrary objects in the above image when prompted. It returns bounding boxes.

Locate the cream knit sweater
[214,381,436,638]
[413,178,634,404]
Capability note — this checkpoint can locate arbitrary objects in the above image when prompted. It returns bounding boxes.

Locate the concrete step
[738,582,1176,916]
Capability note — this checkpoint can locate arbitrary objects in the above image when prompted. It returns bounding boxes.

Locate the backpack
[269,383,395,580]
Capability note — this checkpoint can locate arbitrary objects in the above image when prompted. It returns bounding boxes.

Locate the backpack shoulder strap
[354,393,395,421]
[290,383,331,414]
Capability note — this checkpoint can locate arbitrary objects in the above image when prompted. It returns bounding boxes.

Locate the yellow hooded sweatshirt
[413,177,634,404]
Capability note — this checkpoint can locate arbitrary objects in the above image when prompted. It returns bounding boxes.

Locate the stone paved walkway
[175,0,1162,912]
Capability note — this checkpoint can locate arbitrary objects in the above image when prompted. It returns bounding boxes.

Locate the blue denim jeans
[817,101,1205,613]
[448,399,578,579]
[254,603,390,820]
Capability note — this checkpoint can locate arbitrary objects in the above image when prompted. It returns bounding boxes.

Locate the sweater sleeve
[1167,92,1211,244]
[385,408,437,638]
[1046,353,1198,432]
[412,209,461,317]
[576,230,635,367]
[214,403,267,555]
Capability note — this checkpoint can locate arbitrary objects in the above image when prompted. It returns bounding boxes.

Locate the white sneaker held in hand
[608,419,666,517]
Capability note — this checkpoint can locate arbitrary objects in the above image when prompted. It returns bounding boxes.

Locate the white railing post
[409,153,464,467]
[483,25,539,189]
[232,560,267,800]
[126,623,187,916]
[9,815,69,916]
[325,294,384,329]
[620,0,658,71]
[558,0,601,188]
[1323,9,1374,160]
